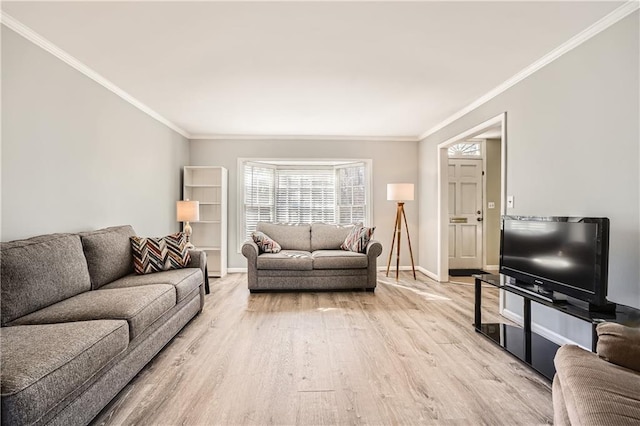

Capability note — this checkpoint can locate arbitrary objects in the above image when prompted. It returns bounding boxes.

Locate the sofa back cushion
[256,222,311,251]
[1,233,91,325]
[311,223,357,251]
[79,225,136,289]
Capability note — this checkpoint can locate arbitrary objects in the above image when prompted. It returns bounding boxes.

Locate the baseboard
[377,266,414,271]
[501,308,589,351]
[484,265,499,271]
[227,267,247,273]
[375,266,439,281]
[500,308,522,326]
[416,266,439,281]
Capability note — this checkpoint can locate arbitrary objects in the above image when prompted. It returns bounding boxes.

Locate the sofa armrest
[242,240,259,262]
[366,240,383,258]
[187,249,206,270]
[187,249,208,301]
[364,240,382,289]
[596,322,640,372]
[187,249,206,269]
[241,240,259,290]
[187,250,207,280]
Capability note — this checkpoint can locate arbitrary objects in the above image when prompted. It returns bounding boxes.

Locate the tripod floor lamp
[386,183,416,280]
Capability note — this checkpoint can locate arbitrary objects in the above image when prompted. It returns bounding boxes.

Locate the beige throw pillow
[596,322,640,372]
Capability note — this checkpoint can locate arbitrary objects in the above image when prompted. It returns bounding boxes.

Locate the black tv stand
[504,282,567,304]
[566,297,617,314]
[505,279,617,312]
[473,274,640,381]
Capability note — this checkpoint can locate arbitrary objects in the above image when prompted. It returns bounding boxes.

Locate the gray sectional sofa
[242,222,382,292]
[0,225,206,426]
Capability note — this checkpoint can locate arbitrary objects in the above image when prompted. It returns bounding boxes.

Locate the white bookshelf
[183,166,227,278]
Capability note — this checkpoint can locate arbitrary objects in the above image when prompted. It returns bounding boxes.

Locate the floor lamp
[386,183,416,280]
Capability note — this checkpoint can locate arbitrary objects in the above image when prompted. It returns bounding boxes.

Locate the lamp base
[183,221,194,250]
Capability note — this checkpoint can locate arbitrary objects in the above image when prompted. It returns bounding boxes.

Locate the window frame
[243,161,277,238]
[335,163,368,225]
[237,158,373,252]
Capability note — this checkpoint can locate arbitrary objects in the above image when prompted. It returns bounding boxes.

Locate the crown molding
[1,10,417,143]
[1,11,191,139]
[3,1,636,144]
[418,0,640,141]
[189,133,419,142]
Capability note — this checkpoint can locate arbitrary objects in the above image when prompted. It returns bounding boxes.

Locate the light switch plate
[507,196,514,208]
[488,201,495,209]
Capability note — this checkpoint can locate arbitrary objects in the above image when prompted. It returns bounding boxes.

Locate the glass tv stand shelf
[473,274,640,381]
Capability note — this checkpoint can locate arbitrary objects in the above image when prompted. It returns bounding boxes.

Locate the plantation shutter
[244,163,275,239]
[275,169,336,224]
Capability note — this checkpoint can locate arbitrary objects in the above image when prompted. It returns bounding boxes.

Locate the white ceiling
[2,1,625,139]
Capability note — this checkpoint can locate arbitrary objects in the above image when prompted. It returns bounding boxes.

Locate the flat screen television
[499,216,610,308]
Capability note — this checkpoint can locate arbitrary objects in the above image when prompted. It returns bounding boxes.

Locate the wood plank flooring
[92,272,553,425]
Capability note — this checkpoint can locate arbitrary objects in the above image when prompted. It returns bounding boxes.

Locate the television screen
[500,216,609,305]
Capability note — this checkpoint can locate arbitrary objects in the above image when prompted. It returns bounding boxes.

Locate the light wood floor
[92,272,553,425]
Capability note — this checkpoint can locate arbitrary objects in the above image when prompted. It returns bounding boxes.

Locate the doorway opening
[436,112,506,282]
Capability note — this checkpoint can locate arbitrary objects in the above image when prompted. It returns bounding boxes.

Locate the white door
[448,159,483,269]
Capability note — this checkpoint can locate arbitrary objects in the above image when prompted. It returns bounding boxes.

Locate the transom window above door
[448,142,482,157]
[239,159,372,249]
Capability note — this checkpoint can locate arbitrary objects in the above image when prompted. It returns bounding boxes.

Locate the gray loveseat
[242,222,382,292]
[0,225,206,426]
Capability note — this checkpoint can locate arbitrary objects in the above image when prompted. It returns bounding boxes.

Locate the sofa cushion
[130,232,191,275]
[554,344,640,425]
[79,225,136,289]
[1,233,91,326]
[341,225,376,253]
[252,231,281,253]
[101,269,202,303]
[257,250,313,270]
[312,250,368,269]
[1,320,128,426]
[256,222,311,251]
[8,285,176,340]
[596,322,640,372]
[311,223,358,251]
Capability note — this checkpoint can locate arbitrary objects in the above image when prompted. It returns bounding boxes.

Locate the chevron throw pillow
[130,232,191,275]
[252,231,281,253]
[340,225,375,253]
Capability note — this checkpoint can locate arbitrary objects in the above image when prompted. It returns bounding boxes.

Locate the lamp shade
[176,200,200,222]
[387,183,414,201]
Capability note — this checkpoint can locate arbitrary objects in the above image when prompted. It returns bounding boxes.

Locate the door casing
[436,112,507,281]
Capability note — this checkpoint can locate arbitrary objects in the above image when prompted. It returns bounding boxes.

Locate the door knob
[477,217,483,222]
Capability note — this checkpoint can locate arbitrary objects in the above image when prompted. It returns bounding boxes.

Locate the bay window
[240,159,371,246]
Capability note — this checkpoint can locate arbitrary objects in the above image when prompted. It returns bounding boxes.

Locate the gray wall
[485,138,502,267]
[419,7,639,336]
[1,27,190,240]
[190,139,419,269]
